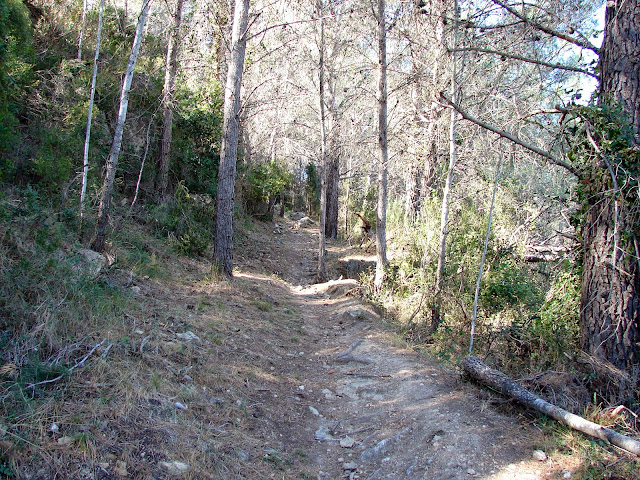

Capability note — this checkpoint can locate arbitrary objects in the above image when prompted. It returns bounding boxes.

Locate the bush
[243,161,293,220]
[151,182,215,256]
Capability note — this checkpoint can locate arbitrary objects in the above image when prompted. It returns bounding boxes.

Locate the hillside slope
[1,214,596,479]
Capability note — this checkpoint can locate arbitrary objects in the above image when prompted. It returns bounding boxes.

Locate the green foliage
[243,161,293,220]
[173,84,224,196]
[0,0,33,162]
[247,161,293,202]
[151,182,215,256]
[480,259,541,314]
[304,162,319,215]
[529,269,580,364]
[568,103,640,234]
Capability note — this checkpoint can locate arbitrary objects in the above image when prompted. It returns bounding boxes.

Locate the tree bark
[325,152,339,239]
[80,0,104,220]
[579,0,640,374]
[600,0,639,141]
[374,0,388,290]
[463,355,640,456]
[433,0,458,329]
[213,0,249,277]
[92,0,151,252]
[317,0,327,283]
[157,0,185,199]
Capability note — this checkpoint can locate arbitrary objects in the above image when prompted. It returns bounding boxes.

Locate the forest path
[224,216,575,480]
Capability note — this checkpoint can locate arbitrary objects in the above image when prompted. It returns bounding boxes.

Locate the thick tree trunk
[92,0,151,252]
[157,0,185,198]
[580,0,640,374]
[599,0,640,142]
[213,0,249,277]
[374,0,388,289]
[463,356,640,456]
[580,189,640,372]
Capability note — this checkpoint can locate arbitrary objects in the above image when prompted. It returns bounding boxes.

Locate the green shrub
[529,269,580,364]
[151,182,215,256]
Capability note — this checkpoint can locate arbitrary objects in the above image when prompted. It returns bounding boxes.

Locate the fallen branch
[334,339,374,365]
[27,339,106,389]
[462,356,640,456]
[335,355,374,365]
[335,339,363,359]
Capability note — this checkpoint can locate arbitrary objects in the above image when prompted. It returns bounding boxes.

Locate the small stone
[309,406,320,416]
[315,426,334,441]
[342,461,358,471]
[176,331,200,343]
[175,402,188,410]
[532,450,547,461]
[57,436,73,445]
[467,468,476,475]
[562,470,572,479]
[340,436,355,448]
[159,461,190,476]
[114,460,128,477]
[130,286,141,294]
[49,423,58,433]
[298,385,305,391]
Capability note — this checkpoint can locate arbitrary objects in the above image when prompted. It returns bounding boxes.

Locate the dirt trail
[229,217,572,480]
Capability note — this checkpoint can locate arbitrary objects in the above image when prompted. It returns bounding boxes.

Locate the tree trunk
[91,0,151,252]
[80,0,104,221]
[433,0,458,330]
[580,0,640,375]
[317,0,327,283]
[374,0,388,290]
[157,0,185,199]
[463,356,640,456]
[599,0,640,141]
[78,0,88,60]
[404,161,421,224]
[325,153,339,239]
[213,0,249,277]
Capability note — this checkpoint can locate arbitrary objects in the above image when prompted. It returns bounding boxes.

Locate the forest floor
[14,216,610,479]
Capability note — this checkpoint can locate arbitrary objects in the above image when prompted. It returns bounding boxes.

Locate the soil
[17,216,587,479]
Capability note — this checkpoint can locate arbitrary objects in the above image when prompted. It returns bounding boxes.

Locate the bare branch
[449,47,597,78]
[490,0,599,54]
[440,92,579,176]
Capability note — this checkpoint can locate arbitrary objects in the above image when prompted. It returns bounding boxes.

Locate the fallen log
[462,355,640,456]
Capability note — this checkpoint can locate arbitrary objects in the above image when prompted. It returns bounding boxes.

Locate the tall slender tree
[317,0,328,283]
[80,0,105,221]
[157,0,185,199]
[213,0,250,276]
[433,0,458,329]
[374,0,388,289]
[92,0,151,252]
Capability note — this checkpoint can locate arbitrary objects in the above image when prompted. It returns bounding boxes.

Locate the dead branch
[463,356,640,456]
[440,92,579,176]
[449,47,597,78]
[490,0,599,54]
[334,339,374,365]
[335,339,363,359]
[26,339,106,389]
